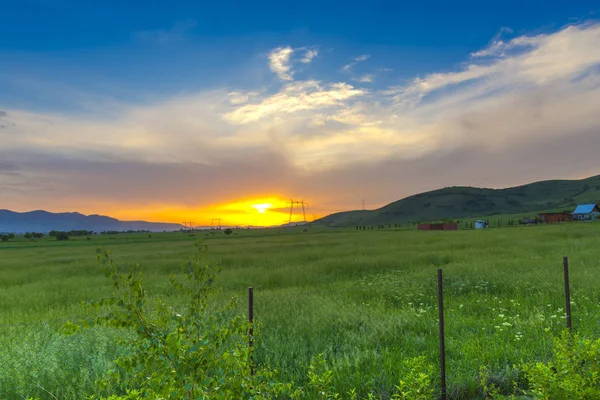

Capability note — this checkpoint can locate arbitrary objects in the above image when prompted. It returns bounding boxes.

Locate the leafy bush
[70,242,296,399]
[522,331,600,399]
[393,356,436,400]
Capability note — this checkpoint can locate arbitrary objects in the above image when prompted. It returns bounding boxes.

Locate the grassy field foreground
[1,223,600,398]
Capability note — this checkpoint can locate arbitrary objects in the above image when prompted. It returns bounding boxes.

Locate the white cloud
[355,74,374,83]
[228,91,260,105]
[301,49,319,63]
[342,54,370,71]
[390,24,600,106]
[268,46,294,80]
[224,81,365,124]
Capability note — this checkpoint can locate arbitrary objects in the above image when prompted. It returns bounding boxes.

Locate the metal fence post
[563,257,572,331]
[248,286,254,376]
[437,268,447,400]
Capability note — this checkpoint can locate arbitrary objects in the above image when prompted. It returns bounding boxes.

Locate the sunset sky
[1,1,600,226]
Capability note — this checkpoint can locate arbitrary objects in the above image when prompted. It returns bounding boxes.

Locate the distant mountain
[315,175,600,227]
[0,210,185,233]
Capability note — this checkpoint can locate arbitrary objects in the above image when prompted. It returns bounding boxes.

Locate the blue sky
[1,1,599,223]
[3,1,596,105]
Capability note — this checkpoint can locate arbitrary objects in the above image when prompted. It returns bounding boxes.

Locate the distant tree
[0,234,9,242]
[54,231,69,241]
[224,228,233,235]
[8,233,15,239]
[68,230,92,237]
[32,232,44,239]
[24,232,32,239]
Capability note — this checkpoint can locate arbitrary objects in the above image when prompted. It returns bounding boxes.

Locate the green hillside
[316,175,600,227]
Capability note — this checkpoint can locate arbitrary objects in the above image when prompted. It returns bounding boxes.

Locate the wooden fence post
[563,257,572,331]
[437,268,447,400]
[248,286,254,376]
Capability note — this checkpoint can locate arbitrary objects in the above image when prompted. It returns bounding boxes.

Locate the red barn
[538,213,573,223]
[418,223,458,231]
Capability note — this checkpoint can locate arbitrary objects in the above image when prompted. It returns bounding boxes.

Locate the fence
[1,255,599,399]
[246,255,600,399]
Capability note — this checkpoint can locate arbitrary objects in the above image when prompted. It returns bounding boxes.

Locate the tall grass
[0,223,599,398]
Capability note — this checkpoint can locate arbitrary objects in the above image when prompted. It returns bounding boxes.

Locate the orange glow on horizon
[102,196,321,227]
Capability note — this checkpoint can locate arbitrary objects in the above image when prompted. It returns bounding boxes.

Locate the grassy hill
[316,174,600,227]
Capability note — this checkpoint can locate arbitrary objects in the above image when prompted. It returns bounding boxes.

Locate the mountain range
[3,175,600,232]
[0,210,185,233]
[316,175,600,227]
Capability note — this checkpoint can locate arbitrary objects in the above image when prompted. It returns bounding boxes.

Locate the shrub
[522,331,600,399]
[393,356,436,400]
[68,242,297,399]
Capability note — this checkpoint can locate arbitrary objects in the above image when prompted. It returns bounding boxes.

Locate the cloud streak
[342,54,370,71]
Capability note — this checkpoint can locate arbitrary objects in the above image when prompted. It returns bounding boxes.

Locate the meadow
[1,223,599,399]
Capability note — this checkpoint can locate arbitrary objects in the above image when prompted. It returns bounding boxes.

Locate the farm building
[418,223,457,231]
[572,204,600,220]
[538,212,573,223]
[475,220,488,229]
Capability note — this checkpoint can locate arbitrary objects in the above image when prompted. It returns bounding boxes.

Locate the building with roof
[475,220,488,229]
[572,204,600,221]
[418,222,457,231]
[539,212,573,223]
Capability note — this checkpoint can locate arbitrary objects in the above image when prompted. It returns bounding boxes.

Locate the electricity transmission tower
[182,221,195,230]
[211,218,222,230]
[287,199,307,224]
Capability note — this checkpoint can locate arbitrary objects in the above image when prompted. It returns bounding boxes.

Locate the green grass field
[1,223,600,399]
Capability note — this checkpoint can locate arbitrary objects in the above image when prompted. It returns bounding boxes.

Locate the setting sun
[253,203,272,213]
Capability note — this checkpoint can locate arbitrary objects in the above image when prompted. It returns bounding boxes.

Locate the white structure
[475,220,488,229]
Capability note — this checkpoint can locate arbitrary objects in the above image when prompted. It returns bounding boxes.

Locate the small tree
[224,228,233,235]
[24,232,32,239]
[0,234,8,242]
[55,231,69,241]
